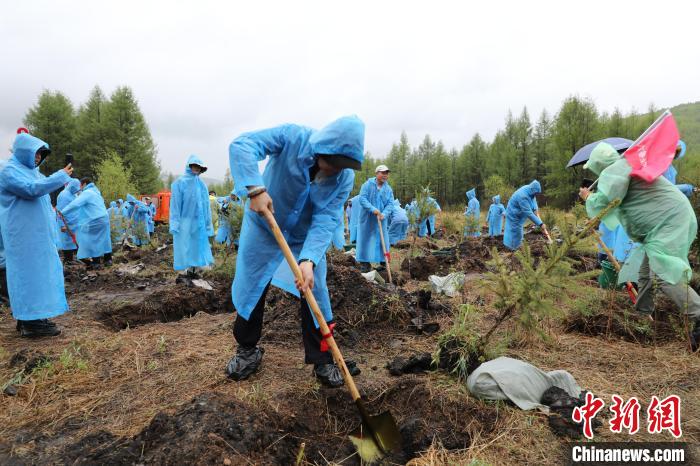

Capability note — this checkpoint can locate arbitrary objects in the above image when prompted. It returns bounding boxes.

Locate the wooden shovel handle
[262,210,361,401]
[376,216,393,284]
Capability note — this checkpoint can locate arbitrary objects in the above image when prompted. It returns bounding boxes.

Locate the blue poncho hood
[466,188,476,201]
[492,195,501,204]
[109,201,117,208]
[66,178,81,195]
[526,180,542,196]
[186,154,208,175]
[309,115,365,166]
[12,133,50,169]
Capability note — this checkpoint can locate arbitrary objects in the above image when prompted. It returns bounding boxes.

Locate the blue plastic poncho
[486,195,506,236]
[61,183,112,260]
[464,189,481,237]
[388,199,409,245]
[417,197,441,237]
[124,194,151,245]
[0,133,70,320]
[503,180,542,250]
[170,155,214,270]
[584,142,696,285]
[229,115,363,325]
[215,194,242,246]
[147,202,156,233]
[348,195,360,243]
[356,177,394,263]
[55,178,81,250]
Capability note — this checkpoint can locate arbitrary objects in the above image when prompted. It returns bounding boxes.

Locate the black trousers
[233,283,334,365]
[426,218,432,236]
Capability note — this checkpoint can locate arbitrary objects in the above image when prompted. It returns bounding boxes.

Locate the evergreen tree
[532,110,552,184]
[103,86,161,193]
[547,95,600,207]
[74,86,109,179]
[23,90,77,176]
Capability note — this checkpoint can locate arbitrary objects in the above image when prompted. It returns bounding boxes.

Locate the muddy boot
[313,363,344,388]
[358,262,371,273]
[375,262,386,272]
[225,346,264,380]
[103,253,113,267]
[17,319,61,338]
[186,267,200,279]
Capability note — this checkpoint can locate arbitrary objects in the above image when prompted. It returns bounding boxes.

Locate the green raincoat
[584,142,697,285]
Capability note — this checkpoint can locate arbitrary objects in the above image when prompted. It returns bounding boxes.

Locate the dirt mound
[565,307,681,344]
[97,281,232,330]
[57,393,303,465]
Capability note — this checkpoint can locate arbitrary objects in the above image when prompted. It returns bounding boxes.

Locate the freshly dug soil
[97,282,232,330]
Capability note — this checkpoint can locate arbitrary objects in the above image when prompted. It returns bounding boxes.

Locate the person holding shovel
[0,130,73,337]
[503,180,546,250]
[169,155,214,278]
[225,115,364,387]
[356,165,394,273]
[581,142,700,352]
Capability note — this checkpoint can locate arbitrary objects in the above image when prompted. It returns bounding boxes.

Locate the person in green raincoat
[580,142,700,351]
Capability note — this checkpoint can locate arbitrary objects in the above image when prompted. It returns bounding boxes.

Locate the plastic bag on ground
[466,356,581,411]
[361,270,385,284]
[428,272,465,297]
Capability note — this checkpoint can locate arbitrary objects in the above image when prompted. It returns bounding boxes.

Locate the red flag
[623,110,680,183]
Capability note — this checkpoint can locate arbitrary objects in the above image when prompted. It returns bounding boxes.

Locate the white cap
[375,164,390,173]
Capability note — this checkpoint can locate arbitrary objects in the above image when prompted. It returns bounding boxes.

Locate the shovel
[376,216,393,285]
[56,210,79,248]
[262,210,401,461]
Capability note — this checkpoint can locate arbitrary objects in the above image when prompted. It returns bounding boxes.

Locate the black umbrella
[567,137,633,168]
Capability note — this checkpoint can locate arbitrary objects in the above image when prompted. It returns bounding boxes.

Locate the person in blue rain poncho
[486,195,506,237]
[663,140,697,198]
[145,197,156,234]
[388,199,409,245]
[464,188,481,237]
[170,155,214,275]
[0,131,73,337]
[106,200,125,244]
[503,180,545,250]
[124,194,151,246]
[355,165,394,273]
[417,196,441,237]
[347,195,360,244]
[60,178,113,268]
[225,116,364,387]
[119,198,129,217]
[581,142,700,351]
[216,192,243,247]
[55,178,81,262]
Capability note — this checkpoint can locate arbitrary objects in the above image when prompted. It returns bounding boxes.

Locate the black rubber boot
[345,359,361,376]
[103,253,113,267]
[0,268,9,304]
[186,268,200,279]
[17,319,61,338]
[375,262,387,272]
[358,262,371,273]
[225,346,264,380]
[313,363,344,388]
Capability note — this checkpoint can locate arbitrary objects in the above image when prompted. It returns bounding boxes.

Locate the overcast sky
[2,0,699,180]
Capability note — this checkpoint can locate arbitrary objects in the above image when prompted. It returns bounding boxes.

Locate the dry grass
[1,234,699,465]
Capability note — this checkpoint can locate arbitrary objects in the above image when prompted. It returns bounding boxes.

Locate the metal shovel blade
[348,401,401,463]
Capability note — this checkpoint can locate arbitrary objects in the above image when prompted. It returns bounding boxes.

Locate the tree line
[354,96,693,208]
[22,86,161,194]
